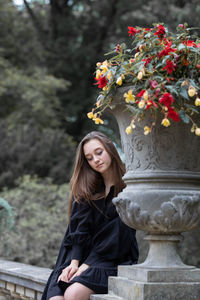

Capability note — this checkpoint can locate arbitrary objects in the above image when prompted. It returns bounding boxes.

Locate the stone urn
[92,86,200,300]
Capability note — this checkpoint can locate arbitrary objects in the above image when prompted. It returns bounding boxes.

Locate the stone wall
[0,260,51,300]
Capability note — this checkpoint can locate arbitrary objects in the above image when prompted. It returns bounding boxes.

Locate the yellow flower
[100,66,108,74]
[138,100,145,109]
[116,76,123,86]
[188,86,196,97]
[107,71,112,80]
[161,118,171,127]
[103,86,108,91]
[95,69,102,79]
[143,91,148,101]
[96,62,102,67]
[144,126,151,135]
[195,97,200,106]
[195,128,200,136]
[102,60,109,66]
[137,71,143,80]
[125,125,132,135]
[94,117,104,124]
[87,112,94,119]
[124,89,135,103]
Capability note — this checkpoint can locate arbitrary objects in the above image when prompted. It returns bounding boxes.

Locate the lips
[96,163,103,168]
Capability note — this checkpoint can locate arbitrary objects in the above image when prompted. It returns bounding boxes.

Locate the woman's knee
[49,296,64,300]
[64,283,94,300]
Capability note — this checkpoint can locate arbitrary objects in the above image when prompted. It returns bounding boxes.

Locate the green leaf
[177,43,185,51]
[165,85,179,96]
[180,88,190,101]
[189,47,200,54]
[189,79,199,90]
[178,110,190,123]
[184,103,199,113]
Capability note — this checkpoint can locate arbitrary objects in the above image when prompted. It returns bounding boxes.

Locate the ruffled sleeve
[63,199,93,262]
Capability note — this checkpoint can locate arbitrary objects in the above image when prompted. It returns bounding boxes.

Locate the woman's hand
[70,263,89,280]
[57,260,79,283]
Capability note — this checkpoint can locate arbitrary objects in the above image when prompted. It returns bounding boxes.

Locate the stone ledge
[0,259,52,300]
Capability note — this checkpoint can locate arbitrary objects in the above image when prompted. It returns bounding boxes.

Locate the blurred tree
[0,175,69,267]
[0,0,74,187]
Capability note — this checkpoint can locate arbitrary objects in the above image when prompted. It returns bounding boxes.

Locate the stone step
[108,275,200,300]
[90,294,123,300]
[108,276,142,299]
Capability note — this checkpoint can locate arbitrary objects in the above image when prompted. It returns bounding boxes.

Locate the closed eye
[96,150,103,156]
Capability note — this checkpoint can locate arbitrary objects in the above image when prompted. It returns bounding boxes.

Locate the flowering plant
[88,23,200,136]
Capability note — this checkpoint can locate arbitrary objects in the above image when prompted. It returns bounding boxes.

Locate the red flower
[136,89,145,98]
[167,107,180,122]
[164,39,173,47]
[178,24,184,29]
[159,93,175,108]
[142,57,153,67]
[116,44,120,53]
[154,25,165,38]
[162,60,177,74]
[128,26,140,37]
[158,47,176,58]
[155,88,161,97]
[146,100,158,110]
[166,77,175,82]
[196,43,200,48]
[149,80,158,89]
[183,40,196,47]
[94,75,108,88]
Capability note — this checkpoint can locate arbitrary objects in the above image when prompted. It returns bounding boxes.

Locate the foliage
[0,56,69,129]
[89,23,200,136]
[0,121,76,188]
[0,175,69,268]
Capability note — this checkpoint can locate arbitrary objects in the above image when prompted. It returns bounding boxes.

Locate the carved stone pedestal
[91,86,200,300]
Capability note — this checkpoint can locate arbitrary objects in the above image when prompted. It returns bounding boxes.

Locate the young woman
[42,131,139,300]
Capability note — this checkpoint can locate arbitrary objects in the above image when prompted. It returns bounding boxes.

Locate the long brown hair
[68,131,126,217]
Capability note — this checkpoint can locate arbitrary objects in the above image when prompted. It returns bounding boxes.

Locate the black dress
[42,186,138,299]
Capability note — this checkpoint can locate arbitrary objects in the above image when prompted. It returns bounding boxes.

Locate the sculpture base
[91,266,200,300]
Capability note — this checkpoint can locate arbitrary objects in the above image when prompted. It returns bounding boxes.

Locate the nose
[94,155,100,164]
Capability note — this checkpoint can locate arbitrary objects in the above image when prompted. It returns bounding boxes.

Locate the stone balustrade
[0,260,51,300]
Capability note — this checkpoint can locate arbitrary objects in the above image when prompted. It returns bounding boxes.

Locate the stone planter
[94,86,200,300]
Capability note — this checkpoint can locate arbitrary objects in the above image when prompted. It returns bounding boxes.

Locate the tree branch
[23,0,47,49]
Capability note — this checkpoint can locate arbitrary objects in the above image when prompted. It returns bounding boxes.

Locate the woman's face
[83,138,112,175]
